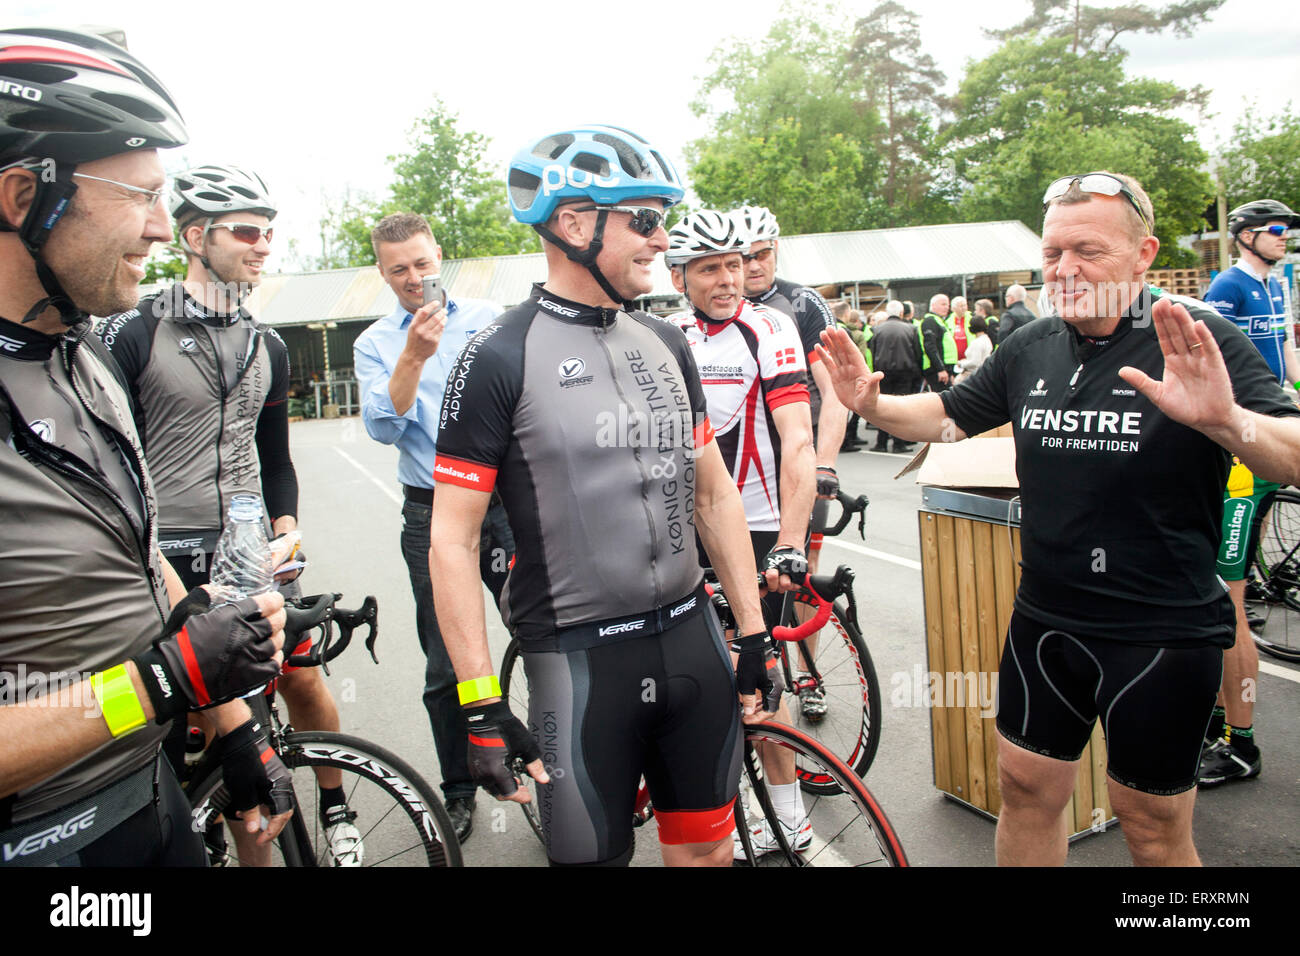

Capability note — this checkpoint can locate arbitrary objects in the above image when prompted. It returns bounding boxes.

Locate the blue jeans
[400,498,514,801]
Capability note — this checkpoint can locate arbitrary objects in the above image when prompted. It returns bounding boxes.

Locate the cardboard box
[894,424,1018,489]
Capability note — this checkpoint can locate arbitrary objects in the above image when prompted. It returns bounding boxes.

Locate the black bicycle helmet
[0,28,188,324]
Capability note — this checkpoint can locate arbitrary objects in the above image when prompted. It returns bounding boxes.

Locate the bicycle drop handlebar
[281,592,379,673]
[823,489,870,538]
[770,567,855,641]
[705,565,856,642]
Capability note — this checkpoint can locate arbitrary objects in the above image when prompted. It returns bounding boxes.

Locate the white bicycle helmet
[171,164,277,224]
[732,205,780,243]
[666,210,749,267]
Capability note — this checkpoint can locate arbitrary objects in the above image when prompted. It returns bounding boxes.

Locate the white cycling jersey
[665,301,809,531]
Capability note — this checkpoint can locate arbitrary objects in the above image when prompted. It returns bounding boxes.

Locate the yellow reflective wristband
[457,675,502,706]
[90,664,147,738]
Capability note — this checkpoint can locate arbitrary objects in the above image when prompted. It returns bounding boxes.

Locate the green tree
[987,0,1225,53]
[317,101,538,266]
[144,243,186,284]
[1217,104,1300,212]
[846,2,955,223]
[687,1,887,233]
[315,188,381,269]
[387,101,538,260]
[945,36,1212,266]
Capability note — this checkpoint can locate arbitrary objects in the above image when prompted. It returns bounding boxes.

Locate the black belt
[0,759,156,867]
[403,485,434,506]
[524,583,711,653]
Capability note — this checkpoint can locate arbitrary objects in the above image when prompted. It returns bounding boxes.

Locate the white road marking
[1259,660,1300,684]
[823,536,922,571]
[333,447,402,505]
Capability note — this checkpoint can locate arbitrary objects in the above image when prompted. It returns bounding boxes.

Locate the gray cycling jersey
[0,319,168,824]
[433,286,712,650]
[100,283,277,549]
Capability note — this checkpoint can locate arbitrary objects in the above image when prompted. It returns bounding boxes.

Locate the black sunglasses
[572,205,666,237]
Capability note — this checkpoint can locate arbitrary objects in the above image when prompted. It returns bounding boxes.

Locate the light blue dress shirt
[354,297,503,489]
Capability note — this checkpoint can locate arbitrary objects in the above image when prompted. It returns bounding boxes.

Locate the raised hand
[817,328,882,416]
[1118,298,1236,432]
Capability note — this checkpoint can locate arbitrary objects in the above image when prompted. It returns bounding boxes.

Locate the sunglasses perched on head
[742,246,775,264]
[1246,224,1291,237]
[205,222,274,244]
[1042,173,1153,235]
[571,205,666,236]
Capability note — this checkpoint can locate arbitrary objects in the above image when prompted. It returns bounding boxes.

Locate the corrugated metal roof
[241,220,1043,328]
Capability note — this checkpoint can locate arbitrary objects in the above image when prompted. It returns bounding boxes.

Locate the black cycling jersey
[99,283,296,554]
[748,278,834,429]
[940,287,1300,645]
[433,285,713,649]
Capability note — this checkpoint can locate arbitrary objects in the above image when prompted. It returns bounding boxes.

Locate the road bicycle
[1245,487,1300,663]
[184,593,463,867]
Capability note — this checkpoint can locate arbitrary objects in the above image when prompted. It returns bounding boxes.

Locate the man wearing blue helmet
[428,126,787,866]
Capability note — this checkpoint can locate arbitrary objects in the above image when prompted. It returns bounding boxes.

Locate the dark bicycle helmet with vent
[0,28,188,324]
[1226,199,1300,236]
[1227,199,1299,266]
[507,126,683,309]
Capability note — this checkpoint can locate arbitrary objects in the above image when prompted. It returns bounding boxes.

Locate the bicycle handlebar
[282,592,380,674]
[705,565,856,642]
[823,490,869,539]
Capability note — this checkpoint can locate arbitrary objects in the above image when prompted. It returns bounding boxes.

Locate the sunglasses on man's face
[742,246,775,264]
[1041,172,1153,236]
[572,205,666,237]
[206,222,274,244]
[1246,224,1291,237]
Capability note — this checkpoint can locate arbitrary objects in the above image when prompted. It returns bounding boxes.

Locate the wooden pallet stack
[1148,268,1206,299]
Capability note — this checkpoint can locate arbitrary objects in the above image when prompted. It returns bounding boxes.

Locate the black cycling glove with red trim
[463,700,543,798]
[133,589,282,723]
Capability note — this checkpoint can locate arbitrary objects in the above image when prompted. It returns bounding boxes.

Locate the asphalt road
[291,416,1299,867]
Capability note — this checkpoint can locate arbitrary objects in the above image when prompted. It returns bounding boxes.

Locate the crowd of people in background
[832,284,1038,450]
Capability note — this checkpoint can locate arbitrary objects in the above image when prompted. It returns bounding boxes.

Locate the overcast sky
[10,0,1299,266]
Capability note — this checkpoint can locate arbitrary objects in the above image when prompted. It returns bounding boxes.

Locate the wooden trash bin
[918,486,1115,838]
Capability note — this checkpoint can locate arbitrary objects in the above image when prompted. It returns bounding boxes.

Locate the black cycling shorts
[522,608,743,865]
[60,756,206,866]
[996,611,1222,795]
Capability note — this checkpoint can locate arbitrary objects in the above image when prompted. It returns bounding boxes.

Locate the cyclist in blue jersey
[1198,198,1300,787]
[1203,200,1299,389]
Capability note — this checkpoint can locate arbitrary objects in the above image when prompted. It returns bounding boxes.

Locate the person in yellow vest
[920,293,956,392]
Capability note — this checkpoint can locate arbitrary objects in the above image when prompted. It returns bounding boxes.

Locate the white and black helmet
[171,164,277,225]
[732,205,780,243]
[665,210,749,266]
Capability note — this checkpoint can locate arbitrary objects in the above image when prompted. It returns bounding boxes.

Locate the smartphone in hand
[422,274,444,307]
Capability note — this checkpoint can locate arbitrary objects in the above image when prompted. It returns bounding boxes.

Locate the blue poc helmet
[508,126,684,306]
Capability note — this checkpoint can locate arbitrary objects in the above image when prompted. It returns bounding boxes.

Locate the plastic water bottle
[209,493,274,600]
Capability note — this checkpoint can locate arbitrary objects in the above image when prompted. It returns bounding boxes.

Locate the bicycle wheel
[1249,490,1300,662]
[499,638,547,846]
[735,722,907,867]
[187,731,462,866]
[784,598,881,793]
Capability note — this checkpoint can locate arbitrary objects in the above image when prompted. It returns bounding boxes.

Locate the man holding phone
[353,212,508,843]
